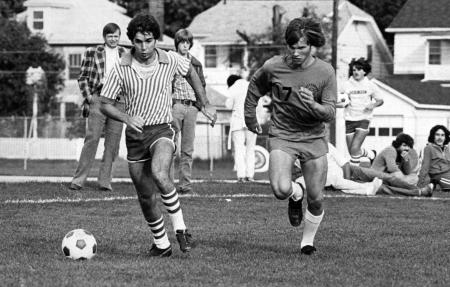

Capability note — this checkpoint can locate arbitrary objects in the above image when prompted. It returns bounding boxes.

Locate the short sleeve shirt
[101,48,190,125]
[343,77,382,121]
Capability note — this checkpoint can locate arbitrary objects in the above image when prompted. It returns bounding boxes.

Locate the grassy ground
[0,158,269,180]
[1,182,449,286]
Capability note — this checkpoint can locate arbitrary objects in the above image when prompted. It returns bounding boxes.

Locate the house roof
[377,75,450,106]
[188,0,374,44]
[388,0,450,29]
[22,0,173,49]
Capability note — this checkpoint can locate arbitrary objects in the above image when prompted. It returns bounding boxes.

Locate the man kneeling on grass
[99,13,216,257]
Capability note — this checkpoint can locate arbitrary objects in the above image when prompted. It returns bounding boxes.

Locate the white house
[366,0,450,152]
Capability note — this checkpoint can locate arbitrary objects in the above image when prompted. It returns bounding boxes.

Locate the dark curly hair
[285,17,325,48]
[226,74,242,88]
[427,125,450,145]
[392,133,414,149]
[348,57,371,78]
[127,13,161,42]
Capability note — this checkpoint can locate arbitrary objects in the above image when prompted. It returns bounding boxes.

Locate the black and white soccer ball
[61,229,97,260]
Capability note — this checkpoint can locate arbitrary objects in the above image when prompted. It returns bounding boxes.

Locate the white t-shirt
[341,77,382,121]
[104,46,120,82]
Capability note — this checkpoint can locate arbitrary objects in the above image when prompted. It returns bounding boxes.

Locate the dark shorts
[345,120,370,134]
[126,123,176,163]
[268,136,328,163]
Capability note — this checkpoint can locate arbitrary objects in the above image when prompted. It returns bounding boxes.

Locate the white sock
[301,209,324,248]
[147,216,170,249]
[290,181,304,201]
[160,188,187,232]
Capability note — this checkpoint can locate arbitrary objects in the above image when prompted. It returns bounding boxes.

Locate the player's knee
[307,196,323,213]
[152,169,169,185]
[271,181,291,200]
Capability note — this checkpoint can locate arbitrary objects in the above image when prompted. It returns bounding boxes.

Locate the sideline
[3,192,450,205]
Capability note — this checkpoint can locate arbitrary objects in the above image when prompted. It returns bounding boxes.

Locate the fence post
[24,116,28,170]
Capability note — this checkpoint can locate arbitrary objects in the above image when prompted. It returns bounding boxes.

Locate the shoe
[176,229,194,252]
[301,245,317,255]
[288,196,303,227]
[177,188,192,195]
[245,177,255,182]
[419,183,433,197]
[370,177,383,195]
[69,183,82,190]
[149,244,172,257]
[99,186,113,192]
[237,178,246,183]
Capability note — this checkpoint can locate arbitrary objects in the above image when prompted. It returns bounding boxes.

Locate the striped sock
[301,209,324,248]
[160,188,187,232]
[350,155,362,165]
[147,216,170,249]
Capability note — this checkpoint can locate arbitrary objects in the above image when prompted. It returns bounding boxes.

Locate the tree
[0,0,25,18]
[0,18,65,116]
[109,0,220,38]
[348,0,408,48]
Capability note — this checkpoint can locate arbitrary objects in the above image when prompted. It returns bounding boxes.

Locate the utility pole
[330,0,339,145]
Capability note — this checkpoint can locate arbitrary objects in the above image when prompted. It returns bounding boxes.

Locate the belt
[173,99,196,106]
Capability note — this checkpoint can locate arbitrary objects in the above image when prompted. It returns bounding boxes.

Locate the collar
[120,48,169,66]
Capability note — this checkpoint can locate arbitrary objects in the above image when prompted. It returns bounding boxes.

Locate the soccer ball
[61,229,97,260]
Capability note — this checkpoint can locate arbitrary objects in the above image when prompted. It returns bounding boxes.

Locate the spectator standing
[226,72,257,182]
[70,23,126,191]
[171,29,207,194]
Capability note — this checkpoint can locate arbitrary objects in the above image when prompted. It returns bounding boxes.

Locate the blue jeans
[72,95,124,189]
[171,103,198,191]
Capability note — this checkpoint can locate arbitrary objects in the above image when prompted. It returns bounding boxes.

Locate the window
[33,11,44,30]
[429,40,441,65]
[369,127,404,137]
[366,45,373,62]
[229,45,243,67]
[205,45,217,68]
[378,128,390,136]
[368,127,376,136]
[392,128,403,136]
[69,54,82,80]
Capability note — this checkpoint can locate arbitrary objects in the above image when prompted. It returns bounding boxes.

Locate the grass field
[1,181,449,287]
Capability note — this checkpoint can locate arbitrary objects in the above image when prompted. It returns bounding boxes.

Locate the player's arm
[245,68,270,134]
[384,149,402,176]
[78,49,95,104]
[299,71,336,122]
[185,64,217,126]
[365,81,384,111]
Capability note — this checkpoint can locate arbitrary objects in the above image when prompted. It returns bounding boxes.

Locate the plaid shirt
[172,54,206,102]
[78,45,126,99]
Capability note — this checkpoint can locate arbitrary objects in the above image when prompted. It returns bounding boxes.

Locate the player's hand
[86,94,93,104]
[298,87,315,106]
[247,122,262,134]
[202,104,217,127]
[400,150,409,158]
[126,115,144,133]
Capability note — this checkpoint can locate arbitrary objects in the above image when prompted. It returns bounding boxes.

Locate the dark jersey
[245,56,336,141]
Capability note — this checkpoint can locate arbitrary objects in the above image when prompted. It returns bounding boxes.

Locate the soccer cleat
[237,178,246,183]
[69,183,82,190]
[419,183,433,197]
[149,244,172,257]
[301,245,317,255]
[176,230,194,252]
[288,196,303,227]
[177,188,192,195]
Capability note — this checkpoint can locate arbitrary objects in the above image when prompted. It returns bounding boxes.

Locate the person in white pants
[295,143,382,195]
[226,73,257,182]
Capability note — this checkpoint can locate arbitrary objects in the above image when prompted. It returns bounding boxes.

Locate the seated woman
[418,125,450,191]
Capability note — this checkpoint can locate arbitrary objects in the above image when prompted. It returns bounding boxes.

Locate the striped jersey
[245,56,336,141]
[100,48,190,125]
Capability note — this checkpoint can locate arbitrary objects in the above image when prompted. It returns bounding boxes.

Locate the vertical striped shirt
[100,48,190,125]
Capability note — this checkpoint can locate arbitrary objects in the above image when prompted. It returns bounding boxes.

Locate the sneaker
[245,177,255,182]
[99,186,113,192]
[288,196,303,227]
[419,183,433,197]
[370,177,383,195]
[149,244,172,257]
[237,178,246,183]
[301,245,317,255]
[176,230,194,252]
[69,183,82,190]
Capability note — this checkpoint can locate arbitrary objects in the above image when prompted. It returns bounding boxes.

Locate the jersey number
[272,83,292,102]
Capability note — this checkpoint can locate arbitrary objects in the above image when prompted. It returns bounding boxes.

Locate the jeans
[171,103,198,191]
[72,95,124,189]
[232,128,257,179]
